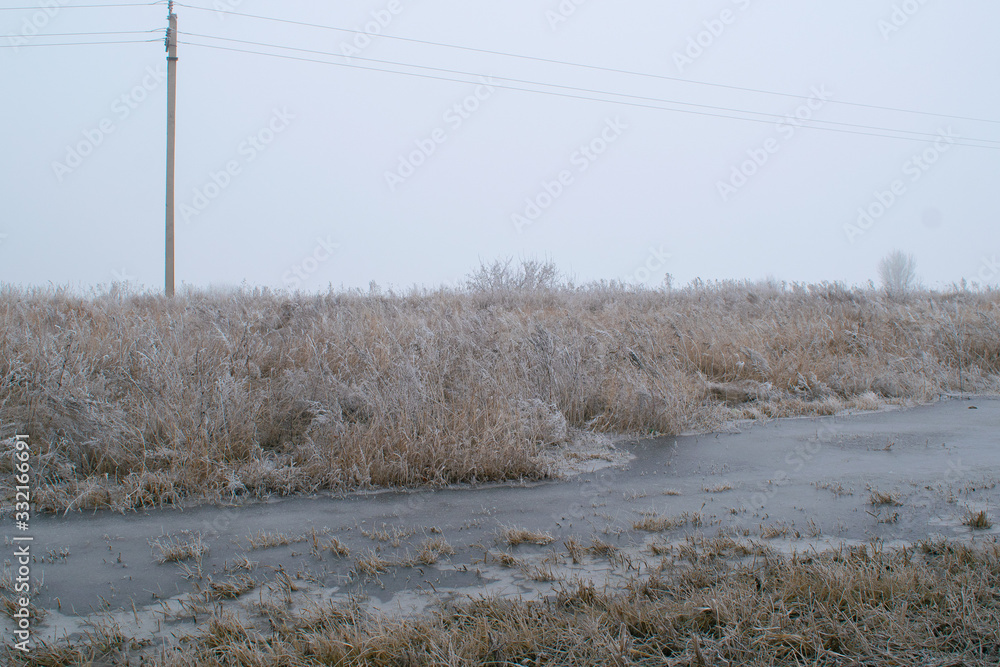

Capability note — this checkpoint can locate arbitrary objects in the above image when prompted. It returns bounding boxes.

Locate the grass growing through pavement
[2,263,999,513]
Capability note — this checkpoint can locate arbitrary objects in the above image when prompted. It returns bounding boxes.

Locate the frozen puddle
[5,395,999,647]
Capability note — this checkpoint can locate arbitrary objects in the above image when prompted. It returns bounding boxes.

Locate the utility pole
[165,0,178,297]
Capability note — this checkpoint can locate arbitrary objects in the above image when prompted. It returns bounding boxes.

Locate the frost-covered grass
[1,263,998,512]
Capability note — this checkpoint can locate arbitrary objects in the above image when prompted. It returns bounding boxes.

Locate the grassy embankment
[1,273,997,512]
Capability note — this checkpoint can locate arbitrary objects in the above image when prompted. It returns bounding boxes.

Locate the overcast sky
[2,1,998,292]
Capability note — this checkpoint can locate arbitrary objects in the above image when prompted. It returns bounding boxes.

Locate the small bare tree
[466,257,561,292]
[878,250,918,298]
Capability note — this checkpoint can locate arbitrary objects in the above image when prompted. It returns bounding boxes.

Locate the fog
[2,0,998,291]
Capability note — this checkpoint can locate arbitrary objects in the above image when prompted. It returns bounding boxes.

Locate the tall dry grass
[1,266,998,512]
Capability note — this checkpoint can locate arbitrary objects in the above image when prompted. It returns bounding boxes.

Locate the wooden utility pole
[165,1,178,297]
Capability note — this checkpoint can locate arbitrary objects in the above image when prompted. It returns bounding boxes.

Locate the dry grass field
[1,264,998,513]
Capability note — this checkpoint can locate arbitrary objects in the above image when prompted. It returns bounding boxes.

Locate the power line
[177,2,1000,127]
[7,8,993,149]
[0,39,159,47]
[0,2,161,9]
[182,40,1000,151]
[2,29,159,36]
[180,34,1000,150]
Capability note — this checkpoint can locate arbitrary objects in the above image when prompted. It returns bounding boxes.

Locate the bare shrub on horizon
[878,249,919,298]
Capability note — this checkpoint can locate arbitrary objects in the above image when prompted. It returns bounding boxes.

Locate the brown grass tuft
[501,526,555,546]
[355,549,394,577]
[869,489,902,506]
[964,509,993,530]
[415,536,456,565]
[703,482,733,493]
[149,533,208,564]
[488,550,520,567]
[324,537,351,557]
[633,511,705,532]
[203,574,256,601]
[245,530,302,550]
